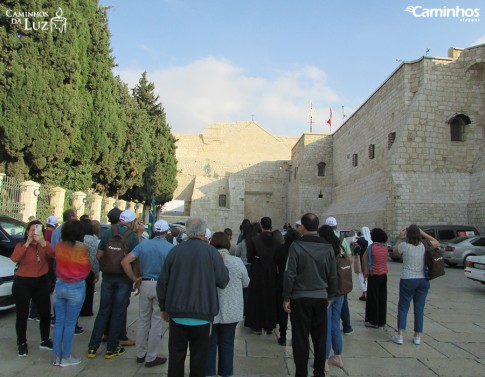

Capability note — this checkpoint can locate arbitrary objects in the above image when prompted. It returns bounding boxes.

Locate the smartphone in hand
[34,224,43,236]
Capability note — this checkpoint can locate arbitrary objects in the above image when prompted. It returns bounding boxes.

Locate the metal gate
[0,175,25,220]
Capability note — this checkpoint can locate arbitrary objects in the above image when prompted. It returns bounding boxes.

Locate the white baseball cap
[120,209,136,223]
[205,228,212,240]
[154,220,169,233]
[325,216,337,227]
[46,216,58,226]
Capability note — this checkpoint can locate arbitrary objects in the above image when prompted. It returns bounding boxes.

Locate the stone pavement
[0,261,484,377]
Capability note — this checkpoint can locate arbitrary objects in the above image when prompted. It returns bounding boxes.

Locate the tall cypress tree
[127,72,177,204]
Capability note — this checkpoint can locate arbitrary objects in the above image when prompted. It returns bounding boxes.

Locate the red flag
[327,107,333,129]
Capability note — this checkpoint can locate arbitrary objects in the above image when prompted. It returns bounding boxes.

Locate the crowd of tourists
[11,209,439,376]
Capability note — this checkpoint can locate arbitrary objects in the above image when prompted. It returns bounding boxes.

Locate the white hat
[46,216,58,226]
[205,228,212,240]
[295,220,301,226]
[325,216,337,227]
[120,209,136,223]
[154,220,169,233]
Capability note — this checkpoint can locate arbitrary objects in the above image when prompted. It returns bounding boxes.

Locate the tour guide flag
[327,107,333,131]
[148,196,156,238]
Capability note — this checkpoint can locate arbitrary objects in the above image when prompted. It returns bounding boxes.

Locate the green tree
[125,72,177,204]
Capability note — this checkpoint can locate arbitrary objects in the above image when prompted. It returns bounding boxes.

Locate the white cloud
[115,57,343,136]
[471,35,485,47]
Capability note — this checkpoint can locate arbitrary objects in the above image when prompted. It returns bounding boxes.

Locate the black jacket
[157,238,229,321]
[283,234,338,300]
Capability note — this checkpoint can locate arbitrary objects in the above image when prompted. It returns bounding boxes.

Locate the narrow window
[294,166,298,179]
[317,162,326,177]
[388,132,396,149]
[449,115,470,142]
[368,144,375,159]
[218,194,226,207]
[352,154,358,167]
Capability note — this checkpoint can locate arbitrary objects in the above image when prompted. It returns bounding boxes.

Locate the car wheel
[445,261,457,267]
[463,254,475,268]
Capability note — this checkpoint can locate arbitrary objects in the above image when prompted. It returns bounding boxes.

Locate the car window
[0,230,8,242]
[0,220,25,239]
[457,230,478,237]
[437,230,455,240]
[471,237,485,247]
[422,229,436,238]
[447,236,471,244]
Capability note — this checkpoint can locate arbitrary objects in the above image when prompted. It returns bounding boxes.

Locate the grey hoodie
[283,234,338,300]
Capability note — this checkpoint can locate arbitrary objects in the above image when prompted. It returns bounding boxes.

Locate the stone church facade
[170,44,485,237]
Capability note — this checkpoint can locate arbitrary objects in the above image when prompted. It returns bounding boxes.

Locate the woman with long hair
[206,232,249,377]
[318,224,348,371]
[11,220,55,356]
[52,220,90,366]
[391,224,439,345]
[362,228,389,328]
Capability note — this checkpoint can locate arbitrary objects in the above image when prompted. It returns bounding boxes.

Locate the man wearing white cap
[44,216,59,243]
[325,216,354,335]
[88,209,140,360]
[121,220,173,368]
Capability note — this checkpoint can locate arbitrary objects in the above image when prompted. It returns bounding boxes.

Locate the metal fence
[0,175,25,220]
[36,183,55,223]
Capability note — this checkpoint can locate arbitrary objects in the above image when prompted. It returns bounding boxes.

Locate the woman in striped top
[391,224,439,346]
[52,220,90,367]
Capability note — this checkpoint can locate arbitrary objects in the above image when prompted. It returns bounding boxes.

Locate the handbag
[336,253,353,296]
[423,239,445,280]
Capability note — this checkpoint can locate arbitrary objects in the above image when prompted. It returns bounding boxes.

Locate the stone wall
[172,44,485,238]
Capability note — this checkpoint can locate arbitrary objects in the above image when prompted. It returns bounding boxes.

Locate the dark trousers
[80,271,95,316]
[168,320,210,377]
[12,275,51,344]
[340,294,352,330]
[290,297,328,377]
[276,295,289,340]
[365,274,387,327]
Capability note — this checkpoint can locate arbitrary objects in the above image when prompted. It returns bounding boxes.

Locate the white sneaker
[413,336,421,345]
[392,334,403,345]
[61,356,81,367]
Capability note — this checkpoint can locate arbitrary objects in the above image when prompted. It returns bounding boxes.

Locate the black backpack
[99,225,133,274]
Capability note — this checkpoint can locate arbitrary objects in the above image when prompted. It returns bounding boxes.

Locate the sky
[99,0,485,136]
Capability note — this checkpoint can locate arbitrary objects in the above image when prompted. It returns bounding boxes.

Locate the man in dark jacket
[283,213,338,377]
[157,217,229,377]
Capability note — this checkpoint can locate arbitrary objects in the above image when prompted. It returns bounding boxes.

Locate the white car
[0,255,16,311]
[464,255,485,285]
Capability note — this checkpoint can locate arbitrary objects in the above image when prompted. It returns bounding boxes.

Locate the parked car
[442,236,485,267]
[388,225,480,262]
[0,254,16,311]
[464,255,485,285]
[0,215,27,258]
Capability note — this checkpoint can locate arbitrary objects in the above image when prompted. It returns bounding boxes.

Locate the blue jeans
[397,278,430,333]
[326,295,344,359]
[206,322,237,377]
[88,274,132,351]
[53,279,86,358]
[340,294,351,331]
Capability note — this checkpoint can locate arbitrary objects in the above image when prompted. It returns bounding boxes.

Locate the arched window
[317,162,326,177]
[449,114,471,142]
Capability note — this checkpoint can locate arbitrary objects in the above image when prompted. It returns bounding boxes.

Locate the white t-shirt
[398,241,425,279]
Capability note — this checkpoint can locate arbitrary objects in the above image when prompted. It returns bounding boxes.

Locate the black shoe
[252,328,262,335]
[40,339,53,350]
[145,357,167,367]
[277,338,286,346]
[74,325,84,335]
[136,355,146,363]
[18,343,28,357]
[359,295,367,301]
[343,327,354,335]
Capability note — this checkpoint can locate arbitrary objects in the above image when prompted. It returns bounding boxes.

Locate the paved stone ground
[0,261,484,376]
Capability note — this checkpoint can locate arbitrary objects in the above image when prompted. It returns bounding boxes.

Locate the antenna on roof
[309,102,313,132]
[250,114,255,121]
[425,48,430,56]
[342,106,346,122]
